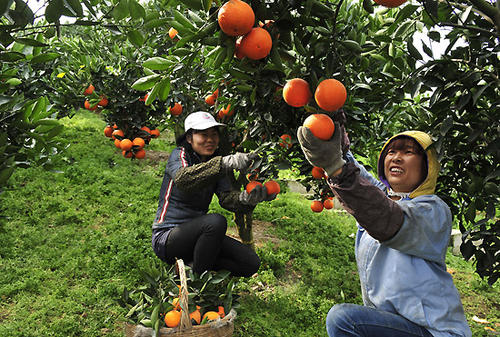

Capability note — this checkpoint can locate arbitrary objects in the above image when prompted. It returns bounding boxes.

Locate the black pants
[152,213,260,277]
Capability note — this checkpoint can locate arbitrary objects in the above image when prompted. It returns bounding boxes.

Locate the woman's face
[383,139,426,193]
[187,127,219,159]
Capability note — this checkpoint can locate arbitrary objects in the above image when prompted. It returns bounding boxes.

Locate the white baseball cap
[184,111,225,132]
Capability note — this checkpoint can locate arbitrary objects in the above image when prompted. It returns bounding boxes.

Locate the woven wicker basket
[125,259,236,337]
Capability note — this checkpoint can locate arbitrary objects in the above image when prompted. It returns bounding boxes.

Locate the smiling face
[383,137,427,193]
[187,127,220,160]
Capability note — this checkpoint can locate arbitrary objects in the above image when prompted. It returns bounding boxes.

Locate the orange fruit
[139,94,148,102]
[98,95,108,107]
[114,139,121,148]
[172,297,181,311]
[104,126,113,138]
[217,0,255,37]
[323,198,334,209]
[217,306,225,318]
[190,306,201,324]
[314,79,347,112]
[83,84,94,95]
[168,27,178,39]
[222,104,234,117]
[170,102,183,116]
[279,134,292,149]
[150,129,160,138]
[112,129,124,140]
[311,200,324,213]
[112,123,118,129]
[239,27,272,60]
[205,94,216,106]
[120,139,133,151]
[132,137,145,149]
[217,109,225,120]
[135,149,146,159]
[164,310,181,328]
[213,88,219,98]
[264,180,280,195]
[283,78,312,107]
[140,126,151,135]
[122,150,133,158]
[373,0,407,7]
[246,181,263,194]
[84,100,98,111]
[303,114,335,141]
[202,311,220,322]
[311,166,325,179]
[247,169,259,181]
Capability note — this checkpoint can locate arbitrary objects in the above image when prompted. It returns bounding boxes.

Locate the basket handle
[176,259,193,331]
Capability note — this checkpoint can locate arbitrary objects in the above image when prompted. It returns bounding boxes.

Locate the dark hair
[381,136,428,182]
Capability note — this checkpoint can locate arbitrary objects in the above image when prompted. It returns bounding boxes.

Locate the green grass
[0,110,498,336]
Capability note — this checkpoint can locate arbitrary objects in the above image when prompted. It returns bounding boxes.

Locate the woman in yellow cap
[297,125,471,337]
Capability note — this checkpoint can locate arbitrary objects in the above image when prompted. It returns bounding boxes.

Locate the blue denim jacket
[347,148,471,337]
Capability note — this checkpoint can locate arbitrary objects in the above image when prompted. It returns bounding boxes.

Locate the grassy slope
[0,111,498,336]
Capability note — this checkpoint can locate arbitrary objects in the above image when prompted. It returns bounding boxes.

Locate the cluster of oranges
[103,124,160,159]
[245,179,281,196]
[203,86,234,121]
[310,197,335,213]
[218,0,273,61]
[163,293,227,328]
[83,84,108,111]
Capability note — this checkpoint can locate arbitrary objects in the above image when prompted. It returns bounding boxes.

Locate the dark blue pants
[326,303,434,337]
[152,213,260,277]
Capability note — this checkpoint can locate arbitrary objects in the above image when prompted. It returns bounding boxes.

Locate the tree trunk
[234,211,255,249]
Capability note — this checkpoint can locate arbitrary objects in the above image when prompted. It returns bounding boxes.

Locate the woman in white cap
[152,111,275,276]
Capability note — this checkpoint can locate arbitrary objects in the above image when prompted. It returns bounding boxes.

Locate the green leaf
[0,166,15,185]
[144,18,169,30]
[45,0,64,23]
[143,57,174,71]
[342,40,362,53]
[15,37,47,47]
[128,0,146,20]
[127,29,144,48]
[173,9,197,31]
[0,0,14,17]
[111,0,129,21]
[472,84,489,104]
[362,0,374,14]
[65,0,83,16]
[157,78,171,101]
[131,74,161,91]
[30,52,60,64]
[172,48,192,57]
[439,116,453,136]
[406,38,422,60]
[394,4,418,23]
[5,78,21,86]
[46,124,64,138]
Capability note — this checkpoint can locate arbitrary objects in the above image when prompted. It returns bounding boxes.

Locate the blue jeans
[326,303,434,337]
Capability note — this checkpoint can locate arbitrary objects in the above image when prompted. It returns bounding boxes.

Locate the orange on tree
[314,79,347,112]
[98,95,108,107]
[170,102,183,116]
[283,78,312,107]
[311,200,324,213]
[168,27,178,39]
[104,126,113,138]
[164,309,182,328]
[217,0,255,37]
[279,134,292,149]
[83,84,94,95]
[223,104,234,117]
[135,149,146,159]
[246,180,263,194]
[114,139,121,148]
[122,150,133,158]
[172,297,181,311]
[217,306,225,318]
[311,166,325,179]
[140,126,151,134]
[112,129,124,140]
[239,27,273,60]
[264,180,280,195]
[202,311,220,322]
[324,198,334,209]
[374,0,407,7]
[84,100,98,111]
[139,94,148,102]
[132,137,145,149]
[150,129,160,138]
[205,94,216,106]
[303,114,335,141]
[120,139,133,151]
[213,88,219,98]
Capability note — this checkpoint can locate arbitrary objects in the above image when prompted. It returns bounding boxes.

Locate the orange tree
[133,0,498,283]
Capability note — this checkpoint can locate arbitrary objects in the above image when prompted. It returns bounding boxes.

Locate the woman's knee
[203,213,227,234]
[326,303,359,336]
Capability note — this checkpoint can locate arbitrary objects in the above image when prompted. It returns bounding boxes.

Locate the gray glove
[222,152,258,171]
[239,184,275,205]
[297,123,345,176]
